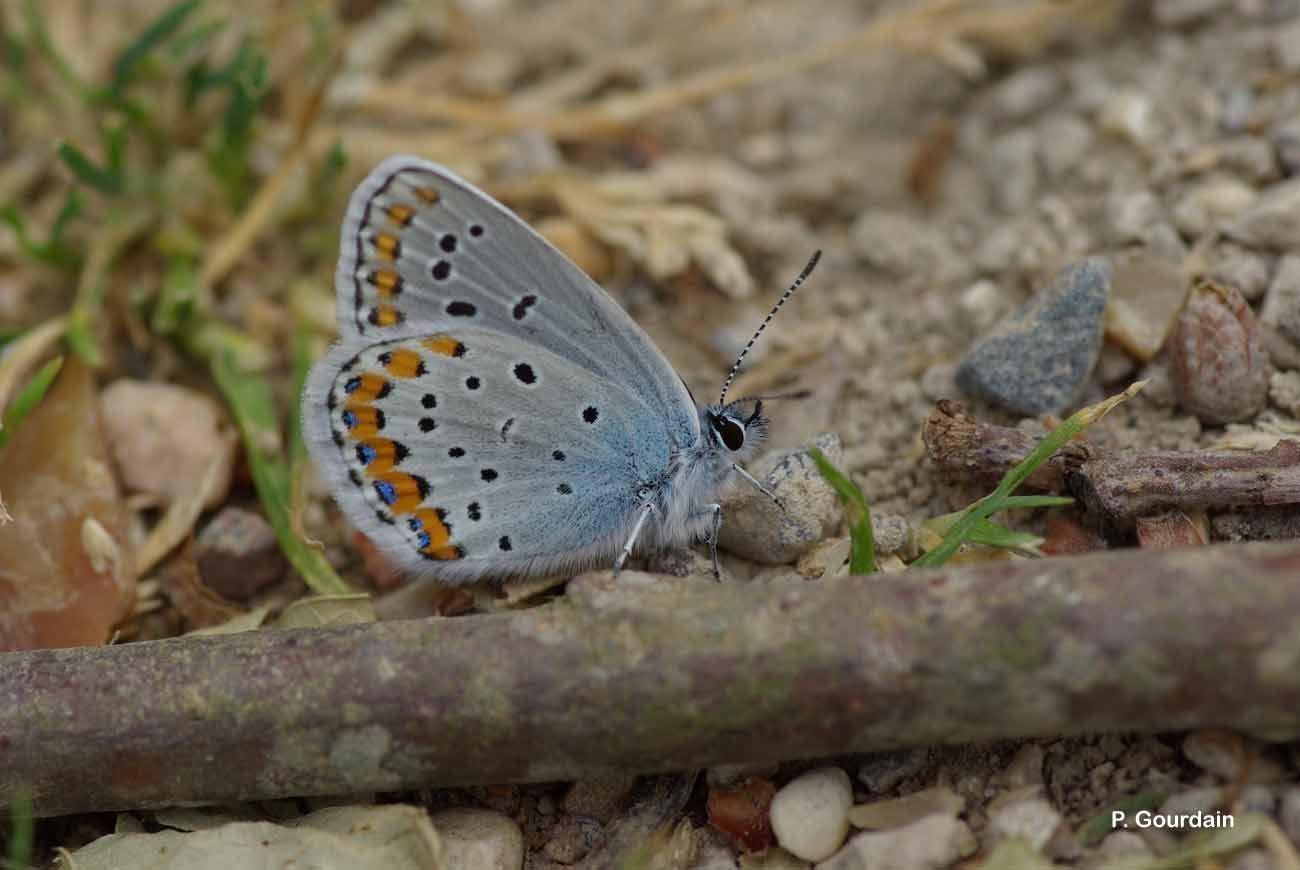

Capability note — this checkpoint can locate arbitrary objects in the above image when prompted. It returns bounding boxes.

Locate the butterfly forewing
[336,156,698,441]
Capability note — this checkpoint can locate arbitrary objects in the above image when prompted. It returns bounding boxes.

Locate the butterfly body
[303,156,774,585]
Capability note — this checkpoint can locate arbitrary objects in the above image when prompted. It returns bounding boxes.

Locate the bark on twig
[923,401,1300,523]
[922,399,1090,491]
[5,542,1300,817]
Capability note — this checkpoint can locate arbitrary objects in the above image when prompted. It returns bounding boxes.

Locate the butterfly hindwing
[303,326,677,583]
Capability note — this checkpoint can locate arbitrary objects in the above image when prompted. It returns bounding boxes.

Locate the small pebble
[1104,250,1187,362]
[1170,280,1269,424]
[429,807,524,870]
[847,787,964,831]
[998,744,1046,790]
[1037,113,1095,179]
[1182,729,1283,782]
[1271,371,1300,416]
[1158,787,1223,819]
[1098,90,1159,147]
[100,379,233,508]
[857,750,930,795]
[1271,118,1300,176]
[195,508,285,601]
[959,279,1013,333]
[719,433,843,564]
[1171,176,1258,237]
[1226,178,1300,251]
[817,813,975,870]
[769,766,853,863]
[541,815,602,864]
[1280,788,1300,844]
[1212,504,1300,542]
[988,67,1063,122]
[1206,242,1273,302]
[850,213,964,284]
[956,258,1112,415]
[562,774,638,824]
[1261,254,1300,347]
[1272,16,1300,71]
[1106,189,1166,245]
[1097,830,1152,859]
[984,129,1040,213]
[986,794,1063,851]
[1154,0,1229,23]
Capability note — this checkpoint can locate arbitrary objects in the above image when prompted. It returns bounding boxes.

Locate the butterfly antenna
[718,250,821,405]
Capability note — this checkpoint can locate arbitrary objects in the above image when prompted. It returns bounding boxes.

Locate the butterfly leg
[732,463,785,513]
[705,503,723,581]
[613,502,655,577]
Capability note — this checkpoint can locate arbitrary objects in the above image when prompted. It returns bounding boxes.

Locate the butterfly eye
[710,414,745,452]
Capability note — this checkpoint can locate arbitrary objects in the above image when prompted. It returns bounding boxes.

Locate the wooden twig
[923,401,1300,523]
[5,541,1300,817]
[922,399,1089,491]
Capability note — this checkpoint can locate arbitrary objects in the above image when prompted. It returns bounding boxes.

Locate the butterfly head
[702,399,767,463]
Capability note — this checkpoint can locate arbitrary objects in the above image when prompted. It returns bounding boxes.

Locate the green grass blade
[0,190,82,267]
[809,446,876,574]
[913,383,1144,569]
[109,0,203,99]
[5,789,33,870]
[56,140,123,195]
[212,349,351,596]
[0,356,63,450]
[1079,791,1166,847]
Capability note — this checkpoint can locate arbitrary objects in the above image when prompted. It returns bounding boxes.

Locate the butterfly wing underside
[303,157,699,582]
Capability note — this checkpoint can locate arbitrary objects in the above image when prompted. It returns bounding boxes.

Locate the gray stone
[988,67,1063,122]
[1037,113,1095,180]
[1262,254,1300,346]
[719,433,842,564]
[1273,16,1300,71]
[1272,118,1300,176]
[1098,831,1152,859]
[1216,136,1278,182]
[857,750,930,795]
[816,814,974,870]
[1154,0,1230,23]
[850,213,963,284]
[987,795,1062,851]
[196,507,286,601]
[1172,177,1258,237]
[1280,788,1300,845]
[1107,189,1166,245]
[984,129,1040,213]
[429,808,524,870]
[1207,242,1273,302]
[956,258,1112,415]
[562,773,638,823]
[1226,178,1300,250]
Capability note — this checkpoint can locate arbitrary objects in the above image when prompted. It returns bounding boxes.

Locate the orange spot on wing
[343,404,383,440]
[413,185,440,204]
[347,373,389,403]
[359,437,401,473]
[386,204,415,226]
[410,507,453,555]
[367,268,402,299]
[422,335,465,357]
[373,232,400,260]
[382,347,424,378]
[374,471,427,514]
[371,305,403,327]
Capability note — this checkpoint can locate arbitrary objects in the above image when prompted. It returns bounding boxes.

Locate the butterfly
[302,156,818,584]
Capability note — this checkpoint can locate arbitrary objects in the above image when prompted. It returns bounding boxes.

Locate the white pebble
[429,808,523,870]
[770,766,854,862]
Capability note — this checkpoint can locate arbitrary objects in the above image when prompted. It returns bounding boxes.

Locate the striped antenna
[718,250,821,405]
